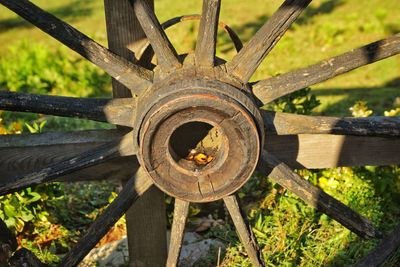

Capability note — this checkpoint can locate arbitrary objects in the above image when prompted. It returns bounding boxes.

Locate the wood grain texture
[2,131,400,181]
[0,130,138,182]
[224,195,265,267]
[254,33,400,104]
[355,224,400,267]
[58,171,153,267]
[0,137,135,196]
[0,0,152,95]
[261,153,381,238]
[104,1,168,266]
[264,134,400,169]
[0,91,135,127]
[104,0,154,97]
[133,0,181,71]
[195,0,221,67]
[263,111,400,137]
[166,199,190,267]
[227,0,312,82]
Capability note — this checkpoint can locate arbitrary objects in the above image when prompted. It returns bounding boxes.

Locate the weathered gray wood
[195,0,221,67]
[166,199,190,267]
[263,111,400,137]
[104,1,168,266]
[355,224,400,267]
[0,91,135,127]
[133,0,181,71]
[224,195,266,267]
[0,130,138,183]
[125,186,168,267]
[227,0,312,82]
[260,153,381,238]
[0,133,135,196]
[58,170,153,267]
[265,134,400,169]
[0,0,152,95]
[254,34,400,104]
[104,0,154,98]
[2,131,400,182]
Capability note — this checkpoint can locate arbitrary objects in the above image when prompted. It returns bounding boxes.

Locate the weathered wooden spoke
[58,169,153,267]
[263,111,400,137]
[0,135,135,196]
[0,91,135,127]
[261,153,382,239]
[133,0,181,71]
[0,0,152,94]
[254,33,400,104]
[355,224,400,267]
[166,199,190,267]
[224,195,266,267]
[227,0,312,82]
[137,14,243,65]
[195,0,221,67]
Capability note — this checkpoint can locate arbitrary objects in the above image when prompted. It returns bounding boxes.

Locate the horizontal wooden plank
[0,130,137,183]
[1,131,399,183]
[265,134,400,169]
[263,111,400,137]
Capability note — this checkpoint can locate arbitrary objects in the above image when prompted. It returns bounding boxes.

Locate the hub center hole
[169,121,225,170]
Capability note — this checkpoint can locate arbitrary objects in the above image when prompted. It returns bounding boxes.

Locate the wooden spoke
[195,0,221,67]
[0,134,136,196]
[254,33,400,104]
[138,14,243,65]
[263,111,400,137]
[0,0,152,94]
[58,169,153,267]
[0,91,135,127]
[133,0,181,71]
[227,0,312,82]
[355,224,400,267]
[224,195,266,267]
[260,153,382,239]
[166,199,190,267]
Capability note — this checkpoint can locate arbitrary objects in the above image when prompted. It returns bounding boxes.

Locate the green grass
[1,0,398,116]
[0,0,399,265]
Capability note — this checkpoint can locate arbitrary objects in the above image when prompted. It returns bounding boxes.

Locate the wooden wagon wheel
[0,0,400,266]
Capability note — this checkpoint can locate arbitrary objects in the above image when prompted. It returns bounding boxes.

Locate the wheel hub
[136,73,264,202]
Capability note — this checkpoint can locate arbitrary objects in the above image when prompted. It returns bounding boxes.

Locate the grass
[0,0,398,116]
[0,0,399,265]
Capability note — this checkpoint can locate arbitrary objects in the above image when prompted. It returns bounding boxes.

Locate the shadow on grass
[296,0,345,25]
[312,84,399,116]
[0,0,93,34]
